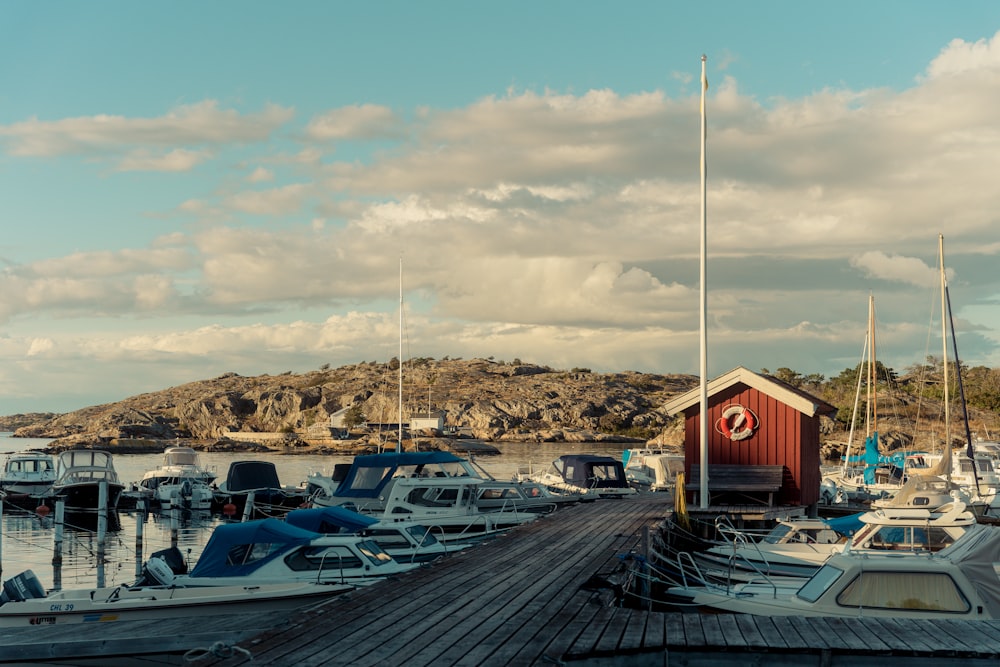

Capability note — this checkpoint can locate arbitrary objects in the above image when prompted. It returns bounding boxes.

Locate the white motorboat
[137,446,216,510]
[475,478,578,513]
[0,451,56,496]
[163,517,420,587]
[667,500,978,584]
[311,452,541,540]
[351,475,538,542]
[51,449,125,511]
[0,568,352,627]
[516,454,637,499]
[622,448,684,492]
[308,451,570,514]
[916,450,1000,509]
[871,473,966,510]
[285,506,470,563]
[666,522,1000,620]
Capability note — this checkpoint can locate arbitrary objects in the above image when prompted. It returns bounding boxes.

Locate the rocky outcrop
[12,359,698,449]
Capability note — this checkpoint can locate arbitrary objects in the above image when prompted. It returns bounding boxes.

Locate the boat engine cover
[0,570,46,603]
[143,557,176,586]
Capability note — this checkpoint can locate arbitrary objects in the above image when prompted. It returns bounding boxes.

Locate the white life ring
[715,404,758,441]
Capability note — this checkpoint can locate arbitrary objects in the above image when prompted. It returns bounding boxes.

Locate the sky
[3,2,1000,415]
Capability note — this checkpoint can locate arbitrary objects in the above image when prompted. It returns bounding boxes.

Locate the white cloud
[849,251,939,288]
[6,30,1000,412]
[925,31,1000,79]
[0,101,294,156]
[116,148,212,172]
[247,166,274,183]
[305,104,401,140]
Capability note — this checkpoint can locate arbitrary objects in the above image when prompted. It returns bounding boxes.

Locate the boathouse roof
[662,365,836,417]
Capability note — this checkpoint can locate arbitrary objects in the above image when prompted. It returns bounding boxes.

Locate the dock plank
[680,612,707,647]
[733,613,768,648]
[697,613,730,648]
[642,611,665,650]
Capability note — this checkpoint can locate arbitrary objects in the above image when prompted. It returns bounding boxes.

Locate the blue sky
[2,2,1000,414]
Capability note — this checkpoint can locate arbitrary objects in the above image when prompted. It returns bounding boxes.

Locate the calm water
[0,434,627,592]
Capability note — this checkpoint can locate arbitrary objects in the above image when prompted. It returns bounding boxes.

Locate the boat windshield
[356,539,395,566]
[795,563,845,603]
[404,525,439,546]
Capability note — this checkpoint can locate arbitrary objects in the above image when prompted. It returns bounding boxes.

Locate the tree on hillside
[343,404,366,429]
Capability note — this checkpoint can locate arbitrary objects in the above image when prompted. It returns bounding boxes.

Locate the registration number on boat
[48,603,74,611]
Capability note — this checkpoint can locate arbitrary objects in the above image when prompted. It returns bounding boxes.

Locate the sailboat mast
[940,234,950,479]
[698,54,709,509]
[868,293,877,436]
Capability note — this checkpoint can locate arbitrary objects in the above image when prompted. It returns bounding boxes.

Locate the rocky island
[7,358,696,455]
[5,357,994,463]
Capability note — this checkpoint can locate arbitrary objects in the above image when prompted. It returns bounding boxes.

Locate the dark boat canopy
[285,506,378,534]
[189,518,317,578]
[334,452,469,499]
[222,460,282,492]
[553,455,629,490]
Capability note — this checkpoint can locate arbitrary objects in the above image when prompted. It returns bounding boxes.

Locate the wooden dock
[194,496,1000,667]
[3,495,1000,665]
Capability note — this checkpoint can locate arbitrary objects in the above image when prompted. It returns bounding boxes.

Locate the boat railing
[714,515,769,545]
[495,495,557,515]
[315,552,346,585]
[673,550,726,592]
[449,513,497,542]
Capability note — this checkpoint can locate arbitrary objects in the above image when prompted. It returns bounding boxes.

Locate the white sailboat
[820,295,915,504]
[908,234,997,511]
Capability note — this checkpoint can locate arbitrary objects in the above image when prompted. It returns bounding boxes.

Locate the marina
[3,432,1000,664]
[4,494,996,665]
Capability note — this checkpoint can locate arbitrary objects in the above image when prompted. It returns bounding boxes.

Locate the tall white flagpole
[699,55,709,508]
[398,256,404,454]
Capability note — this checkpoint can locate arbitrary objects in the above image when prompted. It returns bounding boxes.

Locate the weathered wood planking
[203,496,666,666]
[191,495,1000,667]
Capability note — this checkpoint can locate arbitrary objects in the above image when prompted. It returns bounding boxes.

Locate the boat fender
[143,557,176,586]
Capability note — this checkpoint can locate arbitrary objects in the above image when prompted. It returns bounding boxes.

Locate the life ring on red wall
[715,404,758,441]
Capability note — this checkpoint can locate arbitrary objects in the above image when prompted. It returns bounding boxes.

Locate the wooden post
[97,481,107,588]
[171,507,179,548]
[52,499,64,592]
[134,499,145,580]
[641,525,650,610]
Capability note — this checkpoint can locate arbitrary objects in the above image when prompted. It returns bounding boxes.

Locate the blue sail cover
[189,518,319,578]
[285,506,378,533]
[863,432,879,484]
[333,451,466,498]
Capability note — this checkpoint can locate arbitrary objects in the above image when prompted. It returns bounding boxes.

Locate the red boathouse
[664,366,836,512]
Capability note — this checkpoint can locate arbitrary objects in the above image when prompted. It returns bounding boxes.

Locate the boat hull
[0,581,351,627]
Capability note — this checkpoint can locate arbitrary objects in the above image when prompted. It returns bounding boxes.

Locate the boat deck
[3,495,1000,665]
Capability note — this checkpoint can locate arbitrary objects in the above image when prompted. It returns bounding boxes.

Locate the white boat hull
[0,580,352,627]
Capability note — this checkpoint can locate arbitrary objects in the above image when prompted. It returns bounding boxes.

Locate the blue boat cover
[825,511,865,536]
[333,451,465,498]
[285,506,378,533]
[189,518,319,578]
